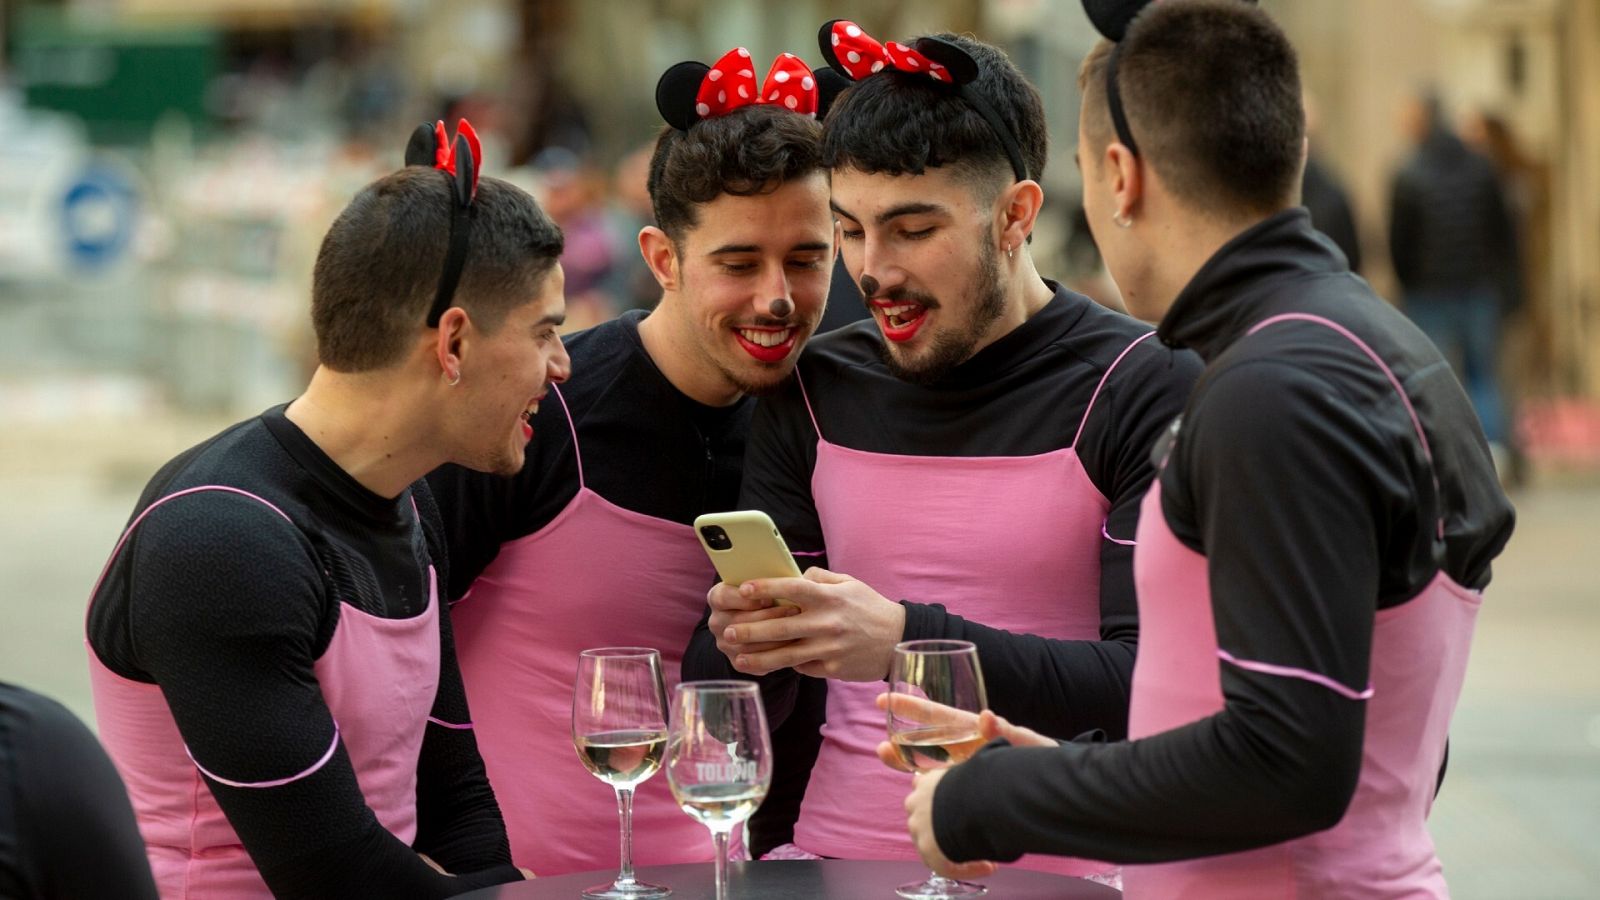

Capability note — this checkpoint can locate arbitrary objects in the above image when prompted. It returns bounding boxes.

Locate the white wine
[890,726,986,771]
[671,782,766,829]
[575,729,667,786]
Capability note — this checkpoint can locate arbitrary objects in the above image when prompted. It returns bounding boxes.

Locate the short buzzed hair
[311,169,564,372]
[1079,0,1304,217]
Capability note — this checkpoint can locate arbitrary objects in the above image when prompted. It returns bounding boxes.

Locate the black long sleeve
[0,683,158,900]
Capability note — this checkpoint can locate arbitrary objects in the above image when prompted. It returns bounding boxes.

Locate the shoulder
[1055,296,1203,394]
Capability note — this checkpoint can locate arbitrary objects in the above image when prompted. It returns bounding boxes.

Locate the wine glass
[664,681,771,900]
[887,640,989,899]
[573,648,673,899]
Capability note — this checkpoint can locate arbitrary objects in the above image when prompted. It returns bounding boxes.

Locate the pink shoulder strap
[1072,330,1160,448]
[793,366,824,441]
[550,383,585,489]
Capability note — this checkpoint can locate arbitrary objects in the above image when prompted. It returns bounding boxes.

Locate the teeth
[739,328,793,348]
[882,304,922,319]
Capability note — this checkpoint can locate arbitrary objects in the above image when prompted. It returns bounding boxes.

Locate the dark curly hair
[821,34,1047,195]
[312,168,564,372]
[1079,0,1304,217]
[647,104,826,243]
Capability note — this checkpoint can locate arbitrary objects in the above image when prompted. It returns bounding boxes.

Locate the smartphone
[694,510,802,606]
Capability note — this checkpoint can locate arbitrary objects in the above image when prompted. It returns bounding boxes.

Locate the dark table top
[456,859,1121,899]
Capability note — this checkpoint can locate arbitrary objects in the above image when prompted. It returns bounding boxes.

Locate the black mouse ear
[1082,0,1153,41]
[814,68,853,118]
[656,61,711,131]
[817,19,854,78]
[449,134,476,208]
[911,36,980,85]
[405,121,441,167]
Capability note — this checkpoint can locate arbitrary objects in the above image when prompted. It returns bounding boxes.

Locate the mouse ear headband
[655,47,847,131]
[817,19,1028,182]
[1081,0,1259,157]
[403,119,483,326]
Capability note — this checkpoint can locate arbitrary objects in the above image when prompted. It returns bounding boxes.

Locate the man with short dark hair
[684,25,1199,876]
[906,4,1514,897]
[86,123,565,898]
[426,51,835,877]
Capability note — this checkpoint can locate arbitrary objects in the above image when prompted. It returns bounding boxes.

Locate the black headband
[403,119,481,327]
[1083,0,1261,158]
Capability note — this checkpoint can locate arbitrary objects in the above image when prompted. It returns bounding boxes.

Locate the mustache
[862,286,941,310]
[733,316,799,328]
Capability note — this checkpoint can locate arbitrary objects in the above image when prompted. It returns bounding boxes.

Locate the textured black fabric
[427,310,751,600]
[85,406,519,899]
[0,683,158,900]
[934,209,1515,865]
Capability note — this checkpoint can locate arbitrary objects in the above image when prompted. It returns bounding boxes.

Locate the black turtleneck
[681,281,1203,853]
[933,209,1515,865]
[86,406,521,899]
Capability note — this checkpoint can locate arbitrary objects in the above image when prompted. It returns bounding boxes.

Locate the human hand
[873,698,1057,772]
[706,581,802,665]
[717,568,906,681]
[904,768,998,881]
[518,867,537,879]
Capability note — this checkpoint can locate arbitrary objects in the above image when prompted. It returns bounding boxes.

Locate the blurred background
[0,0,1595,896]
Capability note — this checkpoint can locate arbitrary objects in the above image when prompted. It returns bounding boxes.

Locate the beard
[879,241,1007,386]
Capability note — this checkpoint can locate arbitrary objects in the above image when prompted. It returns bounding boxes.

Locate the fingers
[876,739,913,773]
[939,859,999,880]
[708,582,775,612]
[732,641,821,676]
[517,867,537,880]
[722,610,810,646]
[734,576,825,608]
[979,710,1058,748]
[878,692,983,729]
[801,566,853,584]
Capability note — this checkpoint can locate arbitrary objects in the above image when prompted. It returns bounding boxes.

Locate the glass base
[895,874,987,899]
[581,878,672,899]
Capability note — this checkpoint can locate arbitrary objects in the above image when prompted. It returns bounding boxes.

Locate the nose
[857,233,901,300]
[548,334,572,385]
[756,265,792,318]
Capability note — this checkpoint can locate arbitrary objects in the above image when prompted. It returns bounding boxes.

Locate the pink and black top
[683,284,1202,866]
[84,407,521,899]
[932,209,1516,897]
[426,310,748,874]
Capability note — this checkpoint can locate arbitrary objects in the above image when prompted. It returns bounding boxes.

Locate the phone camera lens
[700,525,733,551]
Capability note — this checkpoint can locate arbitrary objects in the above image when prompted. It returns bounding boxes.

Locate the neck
[971,250,1056,356]
[637,298,744,407]
[285,366,443,499]
[1134,201,1271,320]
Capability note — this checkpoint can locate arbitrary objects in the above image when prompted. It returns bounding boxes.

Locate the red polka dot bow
[656,48,821,131]
[823,19,953,84]
[698,48,819,118]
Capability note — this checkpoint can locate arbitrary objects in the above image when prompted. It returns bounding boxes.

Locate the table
[457,859,1121,899]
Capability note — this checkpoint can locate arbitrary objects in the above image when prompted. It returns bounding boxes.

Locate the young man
[85,124,565,899]
[906,3,1516,898]
[425,53,834,876]
[683,26,1200,876]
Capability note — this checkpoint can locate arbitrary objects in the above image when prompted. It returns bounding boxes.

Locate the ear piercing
[1113,211,1134,229]
[444,369,461,386]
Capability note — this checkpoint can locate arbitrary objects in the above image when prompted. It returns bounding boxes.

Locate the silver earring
[444,369,461,387]
[1113,211,1133,229]
[1007,245,1015,259]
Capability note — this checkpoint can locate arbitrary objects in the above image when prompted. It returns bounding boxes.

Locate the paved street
[1,418,1596,897]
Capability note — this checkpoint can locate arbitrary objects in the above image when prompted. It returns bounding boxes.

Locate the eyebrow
[534,312,566,328]
[830,200,948,226]
[707,241,833,256]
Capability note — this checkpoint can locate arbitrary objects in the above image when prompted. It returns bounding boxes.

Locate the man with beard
[899,3,1515,897]
[425,49,834,877]
[683,25,1200,875]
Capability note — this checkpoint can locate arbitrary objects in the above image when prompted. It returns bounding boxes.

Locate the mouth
[732,325,799,363]
[518,394,544,442]
[870,299,931,343]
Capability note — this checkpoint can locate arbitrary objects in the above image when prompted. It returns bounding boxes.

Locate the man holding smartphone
[425,50,836,876]
[683,23,1200,876]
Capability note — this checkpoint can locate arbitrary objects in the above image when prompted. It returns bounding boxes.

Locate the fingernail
[739,583,755,596]
[724,627,737,641]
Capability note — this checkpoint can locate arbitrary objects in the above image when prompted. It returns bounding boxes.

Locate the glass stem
[615,786,637,886]
[712,828,731,900]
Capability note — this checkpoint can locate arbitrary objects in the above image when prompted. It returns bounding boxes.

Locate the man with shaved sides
[684,25,1199,875]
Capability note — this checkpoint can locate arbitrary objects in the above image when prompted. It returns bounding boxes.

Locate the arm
[411,590,518,875]
[2,684,159,900]
[128,497,519,898]
[931,364,1383,864]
